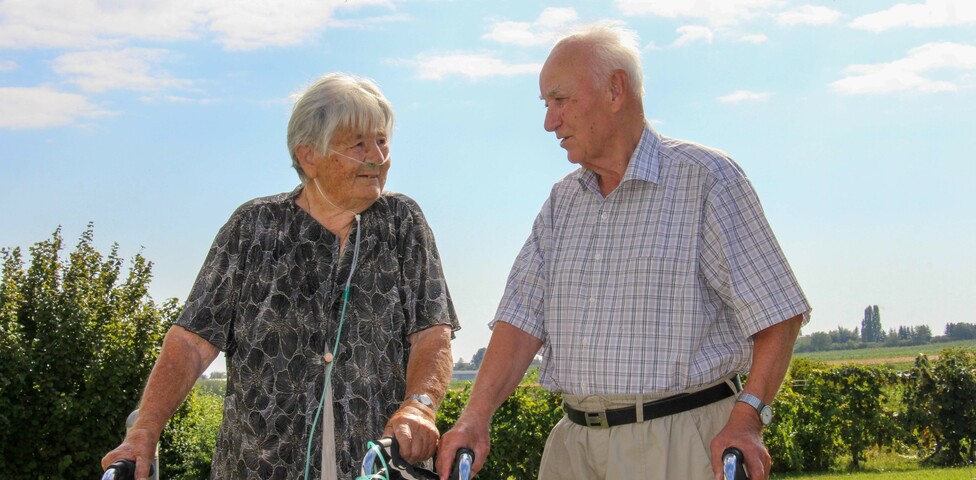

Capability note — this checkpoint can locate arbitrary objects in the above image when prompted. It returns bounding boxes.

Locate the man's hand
[101,427,158,480]
[436,414,491,480]
[383,402,440,464]
[710,403,771,480]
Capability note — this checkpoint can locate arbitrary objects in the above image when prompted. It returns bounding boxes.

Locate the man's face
[539,45,608,168]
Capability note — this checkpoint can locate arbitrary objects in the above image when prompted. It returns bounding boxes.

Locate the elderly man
[437,23,809,480]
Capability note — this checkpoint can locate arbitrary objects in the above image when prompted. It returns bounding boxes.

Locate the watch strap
[407,393,436,412]
[737,392,771,425]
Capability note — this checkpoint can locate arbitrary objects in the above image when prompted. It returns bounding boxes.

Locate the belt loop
[725,374,742,394]
[635,393,644,423]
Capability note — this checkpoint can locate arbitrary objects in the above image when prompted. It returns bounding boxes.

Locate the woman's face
[310,128,391,213]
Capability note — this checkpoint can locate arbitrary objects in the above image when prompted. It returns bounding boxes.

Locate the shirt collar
[577,122,662,192]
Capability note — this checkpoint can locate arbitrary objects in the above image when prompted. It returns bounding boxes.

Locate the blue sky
[1,0,974,372]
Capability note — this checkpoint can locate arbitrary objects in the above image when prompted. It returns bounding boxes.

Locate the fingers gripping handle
[722,447,749,480]
[449,448,474,480]
[101,460,156,480]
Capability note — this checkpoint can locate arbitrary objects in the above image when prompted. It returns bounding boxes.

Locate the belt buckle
[584,411,609,428]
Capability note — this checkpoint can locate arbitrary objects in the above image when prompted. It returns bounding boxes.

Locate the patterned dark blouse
[175,187,459,479]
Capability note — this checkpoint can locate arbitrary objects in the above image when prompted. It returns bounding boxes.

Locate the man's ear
[609,70,628,112]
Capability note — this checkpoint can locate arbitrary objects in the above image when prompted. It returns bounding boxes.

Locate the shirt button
[582,338,590,346]
[594,253,602,260]
[601,213,608,220]
[588,297,596,305]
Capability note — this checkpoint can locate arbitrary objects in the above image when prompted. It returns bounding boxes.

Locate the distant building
[452,370,478,381]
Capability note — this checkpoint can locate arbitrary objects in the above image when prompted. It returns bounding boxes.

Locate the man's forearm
[461,322,543,422]
[743,314,804,402]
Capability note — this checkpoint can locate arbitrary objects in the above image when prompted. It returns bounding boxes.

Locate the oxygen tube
[303,212,363,480]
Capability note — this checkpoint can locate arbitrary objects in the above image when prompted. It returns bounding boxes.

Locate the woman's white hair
[555,21,645,98]
[287,73,394,182]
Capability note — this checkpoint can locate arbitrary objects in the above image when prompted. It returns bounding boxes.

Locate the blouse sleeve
[393,195,460,337]
[174,205,251,352]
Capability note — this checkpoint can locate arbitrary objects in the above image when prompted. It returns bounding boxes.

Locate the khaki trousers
[538,384,736,479]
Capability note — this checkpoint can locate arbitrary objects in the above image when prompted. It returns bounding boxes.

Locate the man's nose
[543,107,560,132]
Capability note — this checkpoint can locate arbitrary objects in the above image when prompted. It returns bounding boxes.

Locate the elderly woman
[102,73,459,479]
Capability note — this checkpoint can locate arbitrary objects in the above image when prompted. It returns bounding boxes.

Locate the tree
[945,322,976,340]
[0,226,176,478]
[861,305,885,343]
[829,326,859,345]
[809,332,832,352]
[470,347,487,369]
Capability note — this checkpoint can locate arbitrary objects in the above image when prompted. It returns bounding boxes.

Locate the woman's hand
[383,402,440,464]
[101,427,158,480]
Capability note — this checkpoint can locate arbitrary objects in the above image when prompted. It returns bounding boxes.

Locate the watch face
[760,405,773,425]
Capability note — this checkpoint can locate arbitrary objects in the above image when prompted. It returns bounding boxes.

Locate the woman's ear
[296,144,317,178]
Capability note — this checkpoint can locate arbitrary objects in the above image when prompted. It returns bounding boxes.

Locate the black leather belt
[563,375,742,428]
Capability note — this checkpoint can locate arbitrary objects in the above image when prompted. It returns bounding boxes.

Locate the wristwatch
[407,393,436,412]
[737,392,773,426]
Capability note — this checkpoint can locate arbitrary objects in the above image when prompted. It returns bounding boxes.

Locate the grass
[794,339,976,368]
[774,449,976,479]
[780,467,976,479]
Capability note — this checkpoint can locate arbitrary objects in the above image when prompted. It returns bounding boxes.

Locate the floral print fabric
[175,187,459,479]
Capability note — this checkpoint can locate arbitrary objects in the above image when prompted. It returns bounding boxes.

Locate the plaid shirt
[494,125,810,395]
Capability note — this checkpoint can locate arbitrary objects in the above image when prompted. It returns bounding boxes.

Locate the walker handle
[722,447,748,480]
[101,460,156,480]
[450,447,475,480]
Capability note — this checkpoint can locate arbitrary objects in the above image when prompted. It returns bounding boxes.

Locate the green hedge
[436,385,563,480]
[433,353,976,477]
[131,351,976,478]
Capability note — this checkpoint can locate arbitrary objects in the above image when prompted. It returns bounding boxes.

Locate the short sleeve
[699,176,811,336]
[175,206,249,352]
[395,196,460,336]
[492,196,550,341]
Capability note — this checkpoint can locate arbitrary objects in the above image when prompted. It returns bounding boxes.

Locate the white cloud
[326,13,411,30]
[0,86,111,129]
[672,26,714,47]
[718,90,773,103]
[739,34,769,44]
[776,5,842,26]
[205,0,353,50]
[52,48,191,93]
[0,0,393,51]
[0,59,17,72]
[0,0,205,49]
[482,7,578,46]
[615,0,785,26]
[830,42,976,95]
[400,53,541,81]
[851,0,976,32]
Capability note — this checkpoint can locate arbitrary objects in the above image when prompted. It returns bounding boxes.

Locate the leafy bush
[159,386,223,479]
[0,226,175,478]
[902,349,976,466]
[770,357,844,472]
[436,385,562,480]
